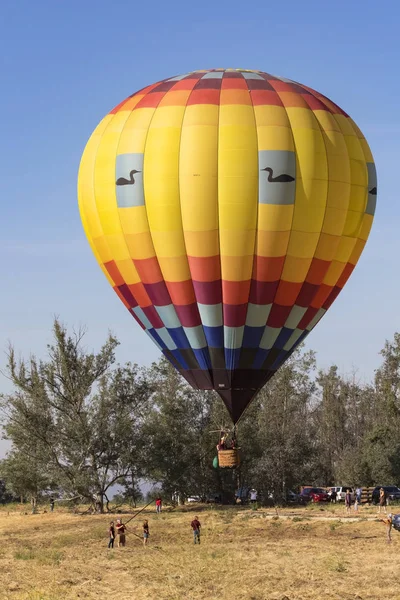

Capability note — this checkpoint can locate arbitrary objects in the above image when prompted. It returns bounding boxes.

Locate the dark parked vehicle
[393,514,400,532]
[371,486,400,505]
[206,492,222,504]
[300,487,330,503]
[286,490,307,505]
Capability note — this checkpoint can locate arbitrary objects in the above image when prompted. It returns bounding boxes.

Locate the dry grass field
[0,502,399,600]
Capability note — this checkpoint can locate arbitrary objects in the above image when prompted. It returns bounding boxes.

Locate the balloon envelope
[78,69,376,423]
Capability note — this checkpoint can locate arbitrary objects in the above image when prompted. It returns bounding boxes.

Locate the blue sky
[0,0,399,455]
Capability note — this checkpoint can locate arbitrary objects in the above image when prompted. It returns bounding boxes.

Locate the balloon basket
[218,448,240,468]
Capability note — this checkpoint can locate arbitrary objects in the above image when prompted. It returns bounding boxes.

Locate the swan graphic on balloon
[78,68,377,424]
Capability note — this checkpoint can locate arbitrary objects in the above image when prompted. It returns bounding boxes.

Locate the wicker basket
[218,448,240,468]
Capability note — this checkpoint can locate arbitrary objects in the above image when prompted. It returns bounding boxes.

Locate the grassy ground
[0,502,399,600]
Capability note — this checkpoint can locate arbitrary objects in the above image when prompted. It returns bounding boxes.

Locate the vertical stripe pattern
[78,68,376,423]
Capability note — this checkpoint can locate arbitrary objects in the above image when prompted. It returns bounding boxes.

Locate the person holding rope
[143,519,150,546]
[381,513,393,543]
[116,518,127,547]
[108,521,115,549]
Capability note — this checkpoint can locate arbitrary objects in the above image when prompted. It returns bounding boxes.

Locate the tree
[142,358,216,502]
[314,365,348,485]
[238,348,317,501]
[356,333,400,485]
[0,449,51,509]
[0,478,16,504]
[0,320,151,512]
[327,334,400,486]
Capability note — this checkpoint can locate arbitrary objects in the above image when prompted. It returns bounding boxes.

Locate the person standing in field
[250,489,257,504]
[156,497,162,513]
[356,487,362,504]
[116,519,127,547]
[345,489,352,514]
[143,520,149,546]
[108,521,115,549]
[378,488,387,514]
[381,513,393,543]
[191,516,201,544]
[49,497,55,512]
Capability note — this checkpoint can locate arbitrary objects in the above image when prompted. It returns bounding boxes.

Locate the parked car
[371,486,400,505]
[393,514,400,532]
[286,490,307,505]
[331,486,355,502]
[187,496,202,503]
[300,487,330,503]
[205,492,222,504]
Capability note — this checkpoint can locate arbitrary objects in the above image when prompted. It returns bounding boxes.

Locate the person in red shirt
[191,516,201,544]
[155,497,162,513]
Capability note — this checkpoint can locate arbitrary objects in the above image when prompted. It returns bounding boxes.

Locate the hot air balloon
[78,68,377,427]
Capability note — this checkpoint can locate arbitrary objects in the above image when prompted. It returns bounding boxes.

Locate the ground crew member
[378,488,387,514]
[108,521,115,548]
[381,513,393,543]
[116,519,127,547]
[143,520,149,546]
[191,516,201,544]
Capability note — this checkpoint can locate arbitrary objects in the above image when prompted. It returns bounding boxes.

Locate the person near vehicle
[155,497,162,513]
[191,516,201,544]
[379,488,387,514]
[330,489,337,503]
[116,519,127,547]
[108,521,115,549]
[49,497,55,512]
[250,489,258,504]
[345,489,352,513]
[356,487,362,504]
[143,520,149,546]
[381,513,393,543]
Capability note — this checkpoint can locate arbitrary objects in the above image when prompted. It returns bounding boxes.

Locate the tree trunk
[94,493,104,513]
[31,496,37,514]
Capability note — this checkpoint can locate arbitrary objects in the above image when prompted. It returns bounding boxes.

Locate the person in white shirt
[250,489,257,504]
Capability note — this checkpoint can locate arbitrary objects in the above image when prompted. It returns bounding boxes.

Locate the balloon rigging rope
[122,441,218,528]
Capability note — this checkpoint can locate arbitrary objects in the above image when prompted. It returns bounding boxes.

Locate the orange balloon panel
[78,69,377,423]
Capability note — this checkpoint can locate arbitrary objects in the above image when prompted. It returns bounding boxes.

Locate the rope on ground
[124,499,155,526]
